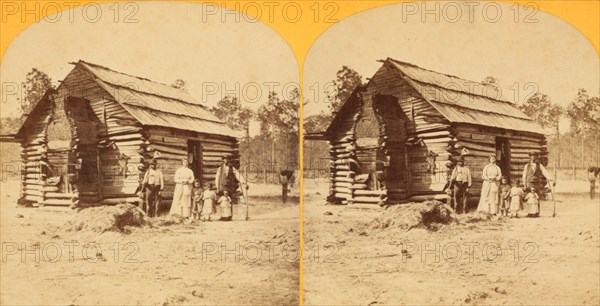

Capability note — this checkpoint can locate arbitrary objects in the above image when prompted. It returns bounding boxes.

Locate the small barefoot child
[202,183,217,221]
[191,179,203,220]
[525,187,540,218]
[218,190,233,221]
[509,180,523,218]
[499,177,511,217]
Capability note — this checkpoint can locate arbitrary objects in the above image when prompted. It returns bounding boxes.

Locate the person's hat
[222,155,232,160]
[528,151,538,156]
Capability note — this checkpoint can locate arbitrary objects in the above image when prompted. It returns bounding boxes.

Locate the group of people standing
[448,151,553,218]
[140,155,247,221]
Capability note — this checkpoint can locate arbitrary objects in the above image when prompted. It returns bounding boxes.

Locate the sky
[0,2,299,136]
[303,1,599,133]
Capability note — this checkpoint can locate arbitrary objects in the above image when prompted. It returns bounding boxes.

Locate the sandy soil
[303,180,600,305]
[0,181,299,305]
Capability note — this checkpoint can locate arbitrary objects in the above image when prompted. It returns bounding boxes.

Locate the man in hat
[141,159,164,217]
[215,155,247,204]
[522,151,552,197]
[449,156,472,214]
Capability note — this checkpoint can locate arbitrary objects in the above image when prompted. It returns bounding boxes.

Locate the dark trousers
[144,185,160,217]
[282,184,288,203]
[452,182,468,214]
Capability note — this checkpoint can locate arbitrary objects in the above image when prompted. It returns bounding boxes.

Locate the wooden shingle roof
[386,58,547,135]
[77,61,238,138]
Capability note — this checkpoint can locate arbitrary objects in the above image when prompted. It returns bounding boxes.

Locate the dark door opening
[187,140,203,183]
[495,137,511,182]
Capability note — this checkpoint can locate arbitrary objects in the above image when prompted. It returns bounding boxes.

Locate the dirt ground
[303,180,600,305]
[0,181,299,305]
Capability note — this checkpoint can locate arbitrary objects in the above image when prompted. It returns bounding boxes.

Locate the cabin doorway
[495,137,510,181]
[187,140,203,182]
[77,145,100,197]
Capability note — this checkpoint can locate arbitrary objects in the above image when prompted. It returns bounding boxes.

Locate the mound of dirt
[65,204,148,233]
[154,214,187,226]
[457,211,493,223]
[365,200,457,232]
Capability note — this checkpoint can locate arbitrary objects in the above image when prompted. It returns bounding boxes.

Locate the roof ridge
[77,60,160,83]
[408,78,517,106]
[99,79,210,110]
[387,57,507,100]
[123,103,225,124]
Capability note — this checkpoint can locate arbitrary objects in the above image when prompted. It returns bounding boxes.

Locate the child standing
[525,187,540,218]
[191,179,203,220]
[202,183,217,221]
[499,177,511,217]
[509,180,524,218]
[218,190,233,221]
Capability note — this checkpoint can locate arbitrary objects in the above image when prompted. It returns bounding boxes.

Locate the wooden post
[581,131,585,169]
[597,129,599,167]
[96,148,103,201]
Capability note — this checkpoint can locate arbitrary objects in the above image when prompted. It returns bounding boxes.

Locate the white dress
[169,166,194,217]
[477,163,502,214]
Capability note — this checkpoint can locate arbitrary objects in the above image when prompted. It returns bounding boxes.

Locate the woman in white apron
[477,155,502,214]
[170,158,194,218]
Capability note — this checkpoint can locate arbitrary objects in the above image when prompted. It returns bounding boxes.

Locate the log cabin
[319,58,549,206]
[15,60,239,208]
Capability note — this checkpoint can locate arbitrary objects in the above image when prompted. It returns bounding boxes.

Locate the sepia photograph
[302,2,599,305]
[0,1,598,305]
[0,2,299,305]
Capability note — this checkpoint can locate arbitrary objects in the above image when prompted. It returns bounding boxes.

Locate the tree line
[302,66,600,176]
[0,69,300,184]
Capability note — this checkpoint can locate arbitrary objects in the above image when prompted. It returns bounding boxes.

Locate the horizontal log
[39,199,73,206]
[417,130,451,139]
[333,187,351,194]
[147,128,237,146]
[333,182,352,188]
[334,193,352,200]
[107,133,143,142]
[354,190,386,196]
[24,190,43,197]
[24,195,43,202]
[147,144,187,156]
[106,127,142,137]
[113,140,143,147]
[45,192,78,199]
[332,177,353,183]
[350,197,386,204]
[148,134,187,145]
[24,185,43,191]
[459,141,495,153]
[154,152,188,160]
[334,171,354,177]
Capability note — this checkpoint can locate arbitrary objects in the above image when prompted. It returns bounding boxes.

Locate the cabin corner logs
[17,62,239,208]
[325,61,547,206]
